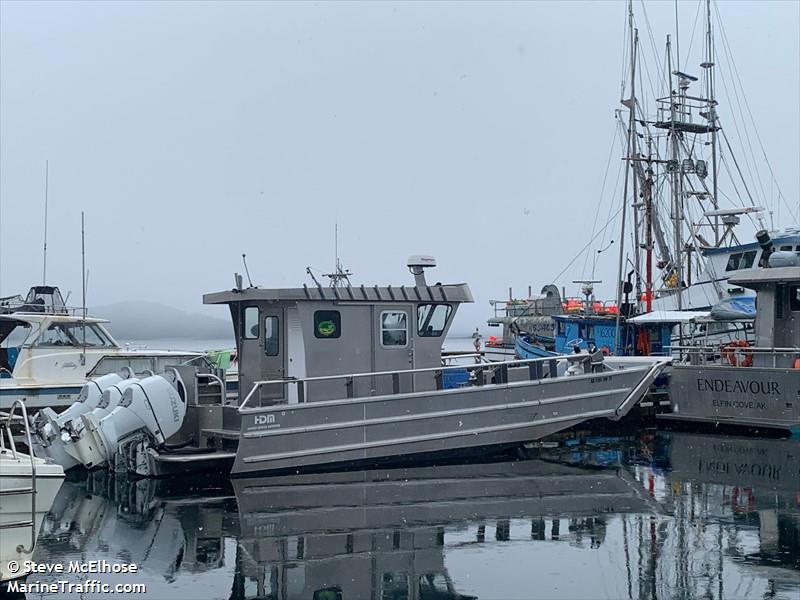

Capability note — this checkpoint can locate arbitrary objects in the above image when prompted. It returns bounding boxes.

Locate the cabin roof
[628,310,711,324]
[0,313,110,325]
[728,265,800,288]
[700,232,800,256]
[204,283,474,305]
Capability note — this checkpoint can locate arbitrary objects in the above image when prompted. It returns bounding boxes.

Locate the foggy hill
[91,301,232,340]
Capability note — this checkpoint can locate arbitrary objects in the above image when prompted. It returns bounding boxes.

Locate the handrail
[672,345,799,352]
[239,353,623,412]
[441,352,492,365]
[2,399,37,554]
[196,372,227,405]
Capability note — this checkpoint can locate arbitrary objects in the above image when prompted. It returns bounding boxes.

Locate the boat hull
[663,364,800,433]
[0,452,65,583]
[232,362,664,477]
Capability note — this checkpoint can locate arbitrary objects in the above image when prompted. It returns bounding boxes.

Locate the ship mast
[614,1,638,353]
[703,0,719,243]
[666,35,684,310]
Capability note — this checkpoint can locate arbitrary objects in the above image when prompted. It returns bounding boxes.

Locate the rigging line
[715,1,799,226]
[584,124,628,285]
[631,24,659,112]
[715,24,770,212]
[551,204,625,286]
[580,123,625,281]
[674,0,680,73]
[715,57,763,211]
[681,0,704,70]
[620,0,631,99]
[638,0,665,91]
[717,150,755,219]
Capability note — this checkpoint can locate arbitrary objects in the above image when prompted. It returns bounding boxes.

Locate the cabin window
[264,316,279,356]
[0,321,31,348]
[790,285,800,312]
[34,322,116,347]
[776,285,785,319]
[381,572,409,600]
[780,245,793,251]
[556,321,565,336]
[80,324,116,347]
[417,304,451,337]
[380,311,408,347]
[740,250,757,269]
[314,310,341,339]
[242,307,259,339]
[725,253,742,271]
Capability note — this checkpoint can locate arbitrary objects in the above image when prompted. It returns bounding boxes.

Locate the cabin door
[239,305,286,407]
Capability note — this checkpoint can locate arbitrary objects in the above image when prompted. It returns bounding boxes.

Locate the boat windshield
[34,322,117,348]
[0,319,32,348]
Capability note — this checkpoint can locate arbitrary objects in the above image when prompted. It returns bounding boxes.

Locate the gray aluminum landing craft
[231,356,668,477]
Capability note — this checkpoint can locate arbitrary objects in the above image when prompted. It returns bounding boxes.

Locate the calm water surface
[17,431,800,600]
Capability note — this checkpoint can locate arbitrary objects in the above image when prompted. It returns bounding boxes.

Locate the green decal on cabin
[317,320,336,337]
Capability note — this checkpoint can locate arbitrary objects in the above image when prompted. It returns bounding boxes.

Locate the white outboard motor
[31,369,134,470]
[67,370,186,470]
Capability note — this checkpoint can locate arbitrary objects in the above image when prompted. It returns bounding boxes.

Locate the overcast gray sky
[1,0,798,333]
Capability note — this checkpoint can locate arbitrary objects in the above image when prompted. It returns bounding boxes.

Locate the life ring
[721,340,752,367]
[732,486,756,514]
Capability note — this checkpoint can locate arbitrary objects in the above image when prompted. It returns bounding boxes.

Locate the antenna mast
[241,254,254,288]
[614,2,638,353]
[323,222,352,288]
[81,211,87,365]
[43,160,49,285]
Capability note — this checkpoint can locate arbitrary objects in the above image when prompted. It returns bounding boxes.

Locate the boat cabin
[728,264,800,368]
[204,257,473,405]
[552,313,685,357]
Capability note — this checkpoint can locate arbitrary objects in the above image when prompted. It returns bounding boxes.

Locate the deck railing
[0,399,38,554]
[239,353,624,413]
[672,344,799,368]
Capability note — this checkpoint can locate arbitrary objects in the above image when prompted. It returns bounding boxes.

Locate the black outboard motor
[756,229,774,268]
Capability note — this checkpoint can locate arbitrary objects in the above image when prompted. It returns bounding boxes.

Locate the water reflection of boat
[232,459,657,599]
[29,472,237,596]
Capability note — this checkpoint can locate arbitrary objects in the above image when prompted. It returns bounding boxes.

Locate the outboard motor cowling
[66,370,186,470]
[31,370,134,471]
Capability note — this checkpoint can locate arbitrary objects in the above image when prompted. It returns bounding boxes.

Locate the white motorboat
[0,286,210,411]
[0,400,65,589]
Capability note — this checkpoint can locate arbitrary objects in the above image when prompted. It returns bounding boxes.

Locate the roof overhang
[728,266,800,289]
[204,283,474,305]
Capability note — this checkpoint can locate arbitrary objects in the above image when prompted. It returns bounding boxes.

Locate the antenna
[322,221,352,288]
[43,160,49,285]
[241,254,254,287]
[81,211,87,366]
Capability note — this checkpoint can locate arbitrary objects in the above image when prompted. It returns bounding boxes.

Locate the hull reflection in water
[31,472,239,599]
[17,434,800,599]
[231,459,658,600]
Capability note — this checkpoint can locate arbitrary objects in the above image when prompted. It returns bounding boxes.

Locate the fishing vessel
[663,243,799,434]
[0,285,211,411]
[32,256,669,477]
[489,0,799,355]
